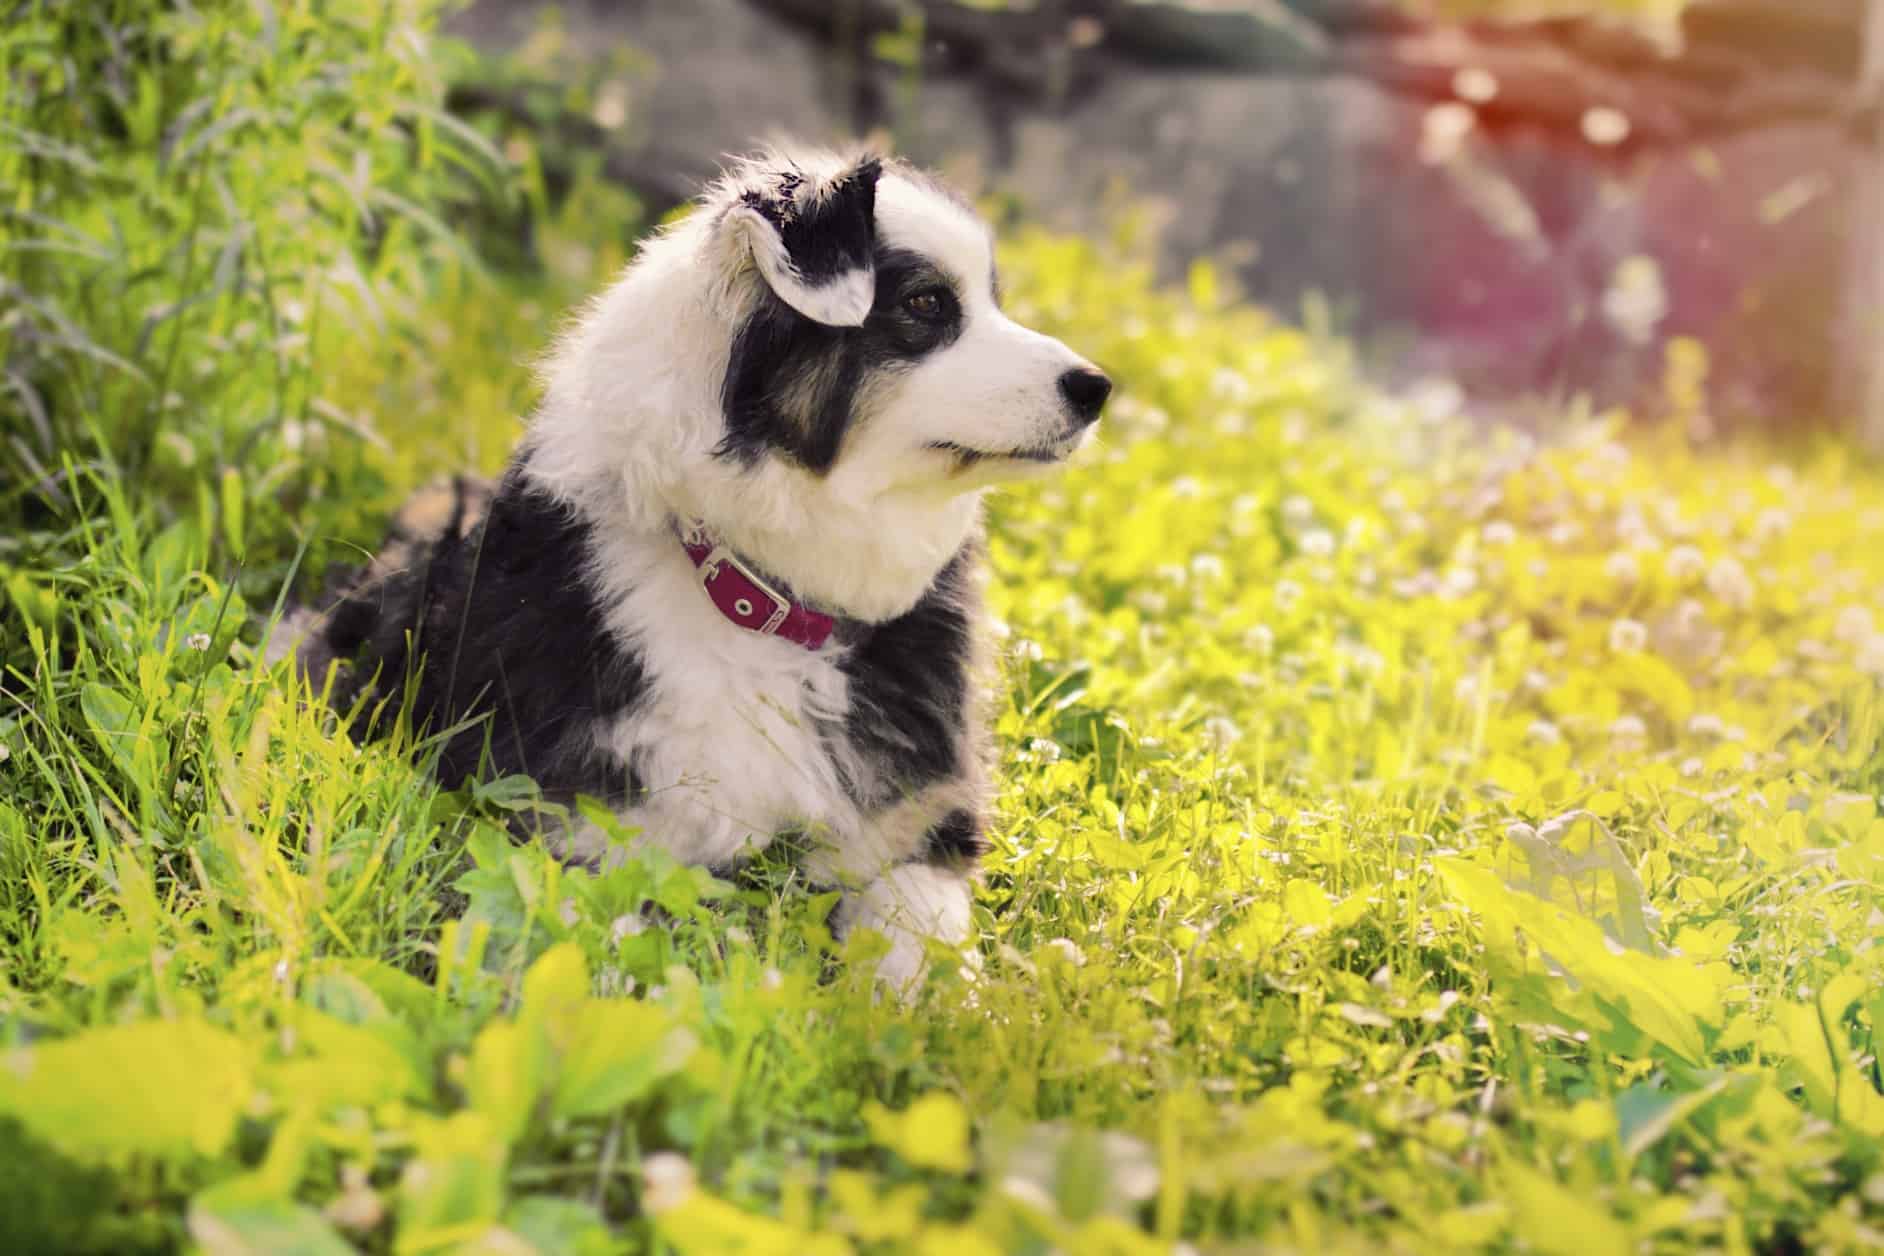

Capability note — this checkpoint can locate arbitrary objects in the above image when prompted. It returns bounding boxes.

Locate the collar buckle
[696,545,792,635]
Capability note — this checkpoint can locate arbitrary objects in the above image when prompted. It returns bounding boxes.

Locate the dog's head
[527,146,1110,618]
[710,148,1109,494]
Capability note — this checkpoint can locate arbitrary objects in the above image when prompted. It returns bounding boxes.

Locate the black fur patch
[921,808,987,868]
[742,156,881,286]
[322,460,646,807]
[720,245,967,472]
[835,540,978,803]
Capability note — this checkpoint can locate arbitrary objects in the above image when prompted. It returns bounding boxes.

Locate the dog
[284,146,1111,986]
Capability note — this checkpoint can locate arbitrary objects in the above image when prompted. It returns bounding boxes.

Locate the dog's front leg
[830,859,976,991]
[807,800,983,991]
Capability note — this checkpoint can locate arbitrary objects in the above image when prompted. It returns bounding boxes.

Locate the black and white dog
[288,147,1110,986]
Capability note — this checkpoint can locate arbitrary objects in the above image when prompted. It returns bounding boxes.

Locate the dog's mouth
[928,440,1071,468]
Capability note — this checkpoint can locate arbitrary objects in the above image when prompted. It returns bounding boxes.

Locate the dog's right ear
[728,156,881,327]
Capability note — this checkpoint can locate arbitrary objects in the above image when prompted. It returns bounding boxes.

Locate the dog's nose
[1058,367,1112,426]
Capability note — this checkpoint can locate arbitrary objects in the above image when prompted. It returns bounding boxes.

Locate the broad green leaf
[188,1192,354,1256]
[1281,879,1332,930]
[467,1019,545,1145]
[0,1019,252,1162]
[398,1112,508,1248]
[553,1001,697,1120]
[1439,859,1718,1065]
[503,1197,624,1256]
[863,1092,973,1174]
[1502,1163,1633,1256]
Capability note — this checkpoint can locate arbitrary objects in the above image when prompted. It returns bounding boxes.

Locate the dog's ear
[730,156,881,327]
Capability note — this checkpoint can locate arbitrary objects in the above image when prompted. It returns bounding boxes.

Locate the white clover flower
[1680,756,1705,777]
[1231,493,1261,515]
[1013,638,1045,662]
[1664,545,1706,583]
[1130,590,1169,616]
[1859,634,1884,679]
[1752,507,1792,544]
[1210,367,1252,402]
[1204,717,1243,750]
[1190,554,1225,582]
[1604,551,1642,586]
[1343,644,1386,679]
[1834,606,1875,644]
[1273,580,1303,613]
[1526,719,1562,745]
[1608,618,1647,653]
[185,631,212,652]
[1706,556,1754,609]
[1042,937,1086,967]
[1028,738,1064,764]
[1522,669,1552,694]
[1611,715,1649,748]
[641,1153,697,1214]
[1441,566,1479,599]
[1299,528,1336,558]
[1548,521,1582,548]
[1171,476,1203,499]
[1686,712,1726,739]
[1242,624,1275,655]
[1482,521,1517,547]
[1282,494,1315,527]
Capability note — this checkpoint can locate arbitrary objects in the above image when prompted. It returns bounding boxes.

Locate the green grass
[5,3,1884,1253]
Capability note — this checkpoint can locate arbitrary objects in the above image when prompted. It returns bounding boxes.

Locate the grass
[4,3,1884,1252]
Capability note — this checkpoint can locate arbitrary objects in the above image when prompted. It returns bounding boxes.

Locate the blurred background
[444,0,1882,442]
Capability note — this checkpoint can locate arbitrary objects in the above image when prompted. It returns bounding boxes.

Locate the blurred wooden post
[1850,0,1884,451]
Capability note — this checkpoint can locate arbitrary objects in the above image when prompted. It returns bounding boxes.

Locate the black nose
[1058,367,1112,426]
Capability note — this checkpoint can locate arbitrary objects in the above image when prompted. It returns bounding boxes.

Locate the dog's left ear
[730,156,881,327]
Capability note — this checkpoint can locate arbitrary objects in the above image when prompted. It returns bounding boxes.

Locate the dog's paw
[834,862,976,995]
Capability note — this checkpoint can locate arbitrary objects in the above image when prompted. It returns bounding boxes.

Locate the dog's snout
[1058,368,1112,426]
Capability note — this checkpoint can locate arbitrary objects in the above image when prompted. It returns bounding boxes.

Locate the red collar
[676,520,836,651]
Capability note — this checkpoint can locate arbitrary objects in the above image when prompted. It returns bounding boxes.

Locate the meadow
[3,4,1883,1252]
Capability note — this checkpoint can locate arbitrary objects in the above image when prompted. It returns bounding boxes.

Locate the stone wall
[448,0,1874,426]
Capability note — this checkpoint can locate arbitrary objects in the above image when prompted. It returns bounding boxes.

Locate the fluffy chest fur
[315,463,989,887]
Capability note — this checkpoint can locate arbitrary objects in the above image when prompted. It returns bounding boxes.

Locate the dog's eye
[903,288,949,320]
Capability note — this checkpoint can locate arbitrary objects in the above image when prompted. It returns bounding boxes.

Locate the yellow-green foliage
[3,4,1884,1252]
